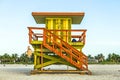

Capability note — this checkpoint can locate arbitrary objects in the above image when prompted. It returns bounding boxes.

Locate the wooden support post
[41,44,43,71]
[34,51,37,69]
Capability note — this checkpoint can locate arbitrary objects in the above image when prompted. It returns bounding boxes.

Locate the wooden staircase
[42,29,88,71]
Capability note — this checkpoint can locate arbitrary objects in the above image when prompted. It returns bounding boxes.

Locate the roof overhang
[32,12,85,24]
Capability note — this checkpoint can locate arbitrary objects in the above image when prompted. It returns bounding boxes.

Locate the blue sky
[0,0,120,57]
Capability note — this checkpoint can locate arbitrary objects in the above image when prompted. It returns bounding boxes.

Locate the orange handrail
[28,27,87,44]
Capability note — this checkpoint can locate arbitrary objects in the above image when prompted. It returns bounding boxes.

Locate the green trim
[31,41,43,44]
[68,42,84,45]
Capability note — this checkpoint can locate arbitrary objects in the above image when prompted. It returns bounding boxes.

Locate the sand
[0,64,120,80]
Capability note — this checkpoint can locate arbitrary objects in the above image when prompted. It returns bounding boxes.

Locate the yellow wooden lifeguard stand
[28,12,91,74]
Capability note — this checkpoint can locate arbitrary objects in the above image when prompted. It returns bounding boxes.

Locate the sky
[0,0,120,57]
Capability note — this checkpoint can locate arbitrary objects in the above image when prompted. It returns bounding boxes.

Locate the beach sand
[0,64,120,80]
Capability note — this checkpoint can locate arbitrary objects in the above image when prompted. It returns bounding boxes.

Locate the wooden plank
[30,70,92,75]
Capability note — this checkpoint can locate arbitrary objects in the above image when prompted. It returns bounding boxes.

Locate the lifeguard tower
[28,12,91,74]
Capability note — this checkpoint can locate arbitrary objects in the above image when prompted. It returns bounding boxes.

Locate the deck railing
[28,27,87,44]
